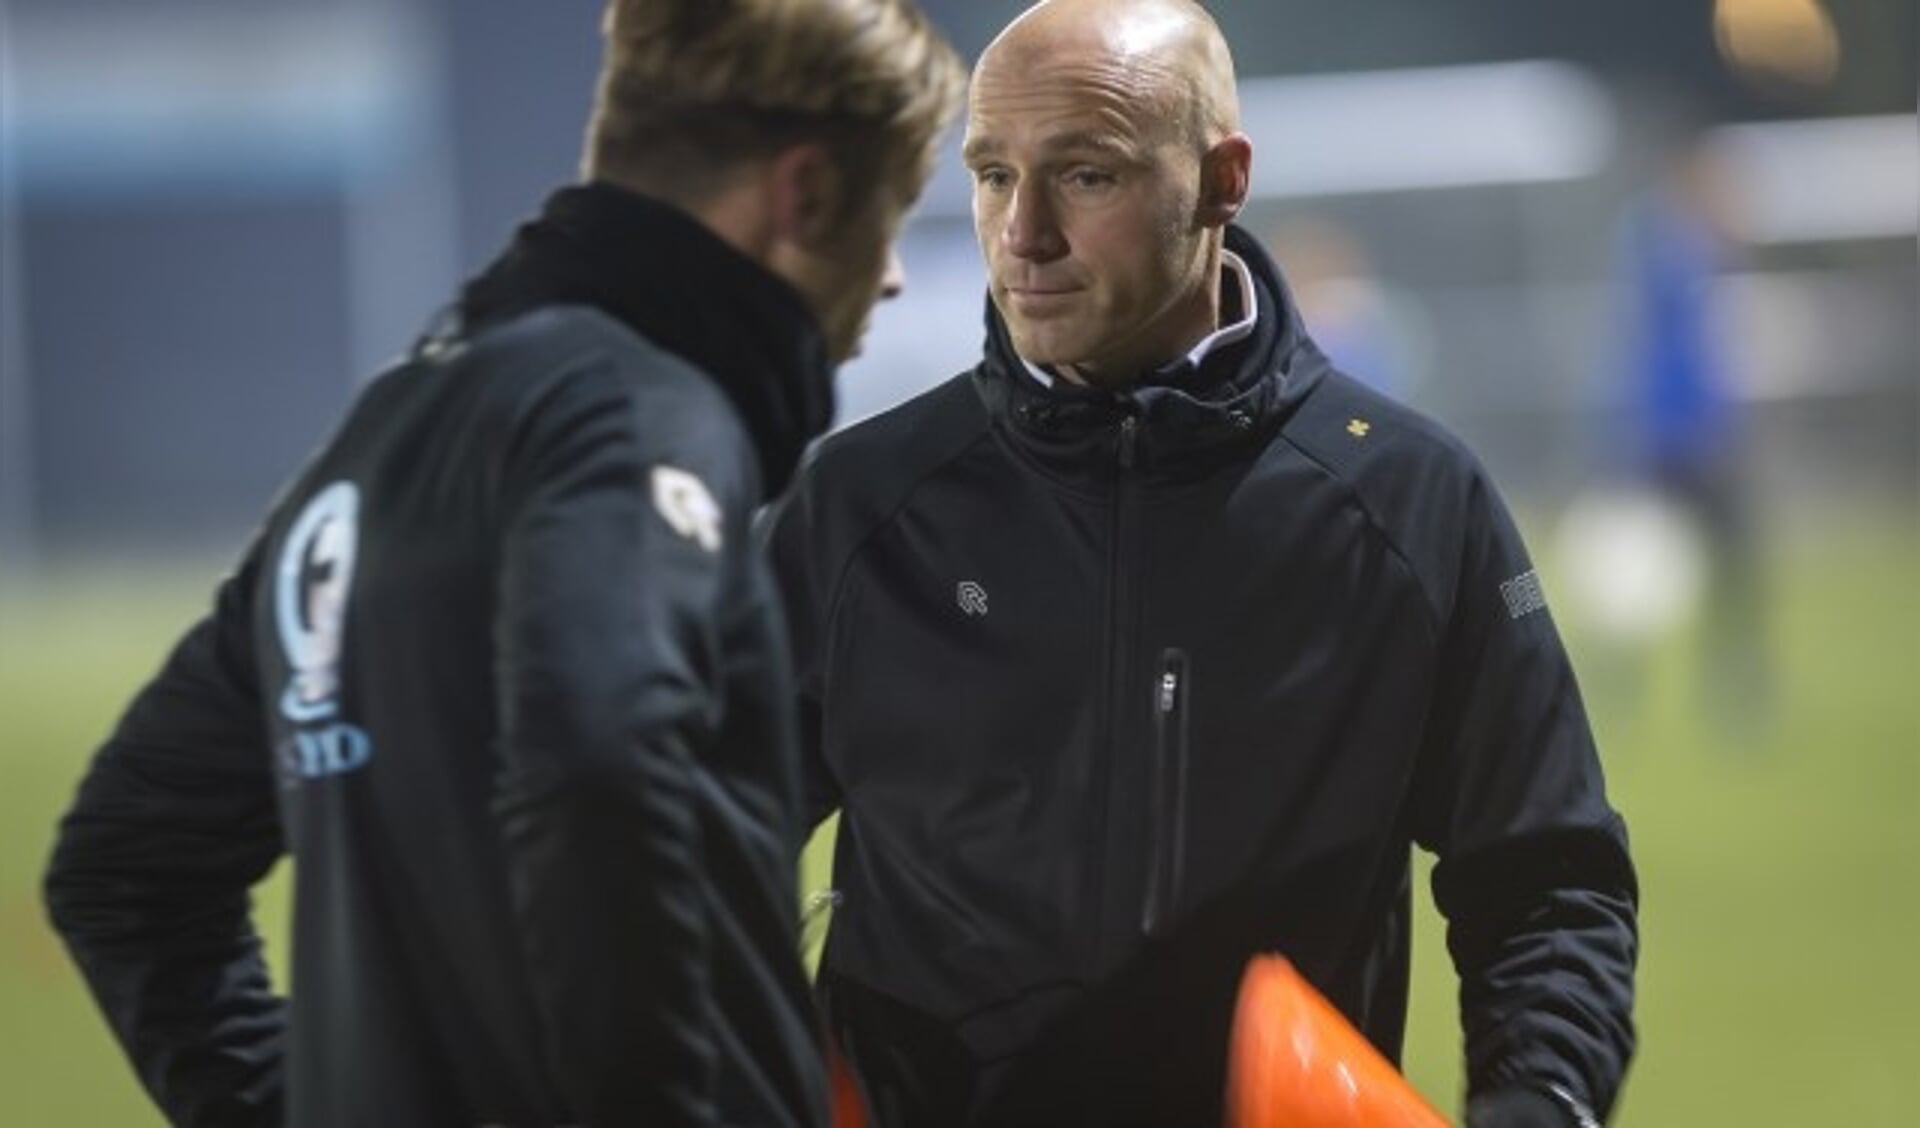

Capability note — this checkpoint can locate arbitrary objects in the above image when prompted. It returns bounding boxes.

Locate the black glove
[1466,1085,1600,1127]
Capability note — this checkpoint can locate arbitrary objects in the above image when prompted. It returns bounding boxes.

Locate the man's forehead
[964,61,1170,155]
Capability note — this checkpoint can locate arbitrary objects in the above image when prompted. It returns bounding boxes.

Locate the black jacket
[45,185,833,1127]
[766,227,1637,1126]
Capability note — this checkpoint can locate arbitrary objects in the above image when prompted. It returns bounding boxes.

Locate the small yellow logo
[1346,418,1371,438]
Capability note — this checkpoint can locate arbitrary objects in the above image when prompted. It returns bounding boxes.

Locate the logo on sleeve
[651,465,724,554]
[274,480,374,780]
[1499,569,1548,619]
[956,580,990,617]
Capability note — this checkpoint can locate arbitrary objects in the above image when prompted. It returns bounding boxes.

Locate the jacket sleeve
[42,548,289,1128]
[491,362,745,1125]
[1410,467,1639,1124]
[760,471,843,832]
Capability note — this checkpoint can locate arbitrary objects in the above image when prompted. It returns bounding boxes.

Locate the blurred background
[1,0,1913,1122]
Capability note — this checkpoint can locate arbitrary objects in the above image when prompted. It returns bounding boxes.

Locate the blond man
[45,3,962,1125]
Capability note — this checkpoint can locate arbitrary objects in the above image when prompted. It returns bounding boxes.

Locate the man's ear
[1198,133,1253,227]
[767,143,844,247]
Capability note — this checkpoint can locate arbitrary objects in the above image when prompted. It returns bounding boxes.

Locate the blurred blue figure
[1614,142,1773,732]
[1624,154,1737,495]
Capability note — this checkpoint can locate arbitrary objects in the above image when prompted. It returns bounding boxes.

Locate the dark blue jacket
[767,227,1637,1126]
[46,185,833,1128]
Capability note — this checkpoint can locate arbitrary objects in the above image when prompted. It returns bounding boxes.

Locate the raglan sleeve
[492,358,759,1126]
[1409,463,1640,1126]
[43,544,289,1128]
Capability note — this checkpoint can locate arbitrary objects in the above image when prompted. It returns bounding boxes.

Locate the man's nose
[879,249,906,301]
[1002,184,1066,261]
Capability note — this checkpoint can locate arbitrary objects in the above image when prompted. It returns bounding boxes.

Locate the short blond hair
[585,0,965,210]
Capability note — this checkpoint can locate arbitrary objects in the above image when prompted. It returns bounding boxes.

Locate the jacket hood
[973,224,1330,479]
[453,182,835,497]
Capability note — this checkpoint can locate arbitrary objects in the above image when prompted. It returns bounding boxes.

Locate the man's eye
[1066,168,1116,190]
[974,168,1013,191]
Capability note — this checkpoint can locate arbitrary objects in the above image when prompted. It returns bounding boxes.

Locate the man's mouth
[1005,285,1083,312]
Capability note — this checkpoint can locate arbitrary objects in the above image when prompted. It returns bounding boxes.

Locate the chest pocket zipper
[1141,647,1190,936]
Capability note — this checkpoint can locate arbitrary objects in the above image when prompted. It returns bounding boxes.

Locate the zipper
[1141,647,1190,936]
[1090,408,1141,962]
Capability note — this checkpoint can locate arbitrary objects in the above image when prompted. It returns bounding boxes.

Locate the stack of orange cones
[1225,954,1449,1128]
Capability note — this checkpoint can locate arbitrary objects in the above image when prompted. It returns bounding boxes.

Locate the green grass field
[4,514,1915,1124]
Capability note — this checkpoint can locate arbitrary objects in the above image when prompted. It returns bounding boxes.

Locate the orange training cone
[1225,955,1449,1128]
[828,1037,868,1128]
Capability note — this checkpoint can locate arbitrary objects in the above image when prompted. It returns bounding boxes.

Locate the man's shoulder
[444,305,756,493]
[805,369,990,488]
[466,306,724,402]
[452,306,745,440]
[1281,366,1487,499]
[769,370,989,574]
[1274,367,1508,606]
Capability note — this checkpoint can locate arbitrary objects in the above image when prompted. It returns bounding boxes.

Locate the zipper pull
[1142,647,1190,937]
[1118,415,1138,469]
[1157,647,1187,714]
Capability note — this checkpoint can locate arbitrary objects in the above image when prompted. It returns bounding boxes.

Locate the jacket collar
[451,182,835,497]
[973,225,1328,480]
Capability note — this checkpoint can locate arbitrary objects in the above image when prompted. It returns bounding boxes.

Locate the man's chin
[1006,326,1086,370]
[824,327,865,367]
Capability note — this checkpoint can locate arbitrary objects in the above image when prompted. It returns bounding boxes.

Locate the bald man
[766,2,1638,1124]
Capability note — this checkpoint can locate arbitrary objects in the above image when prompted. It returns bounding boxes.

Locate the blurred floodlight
[916,60,1615,217]
[1713,0,1842,88]
[1707,115,1920,244]
[4,9,423,194]
[1235,62,1616,197]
